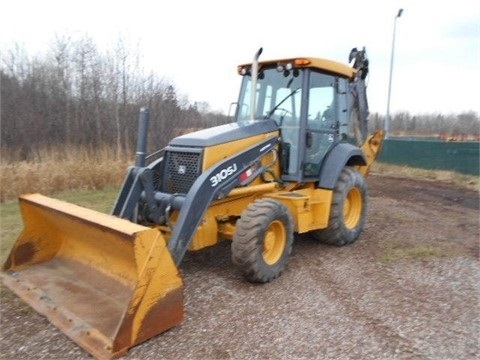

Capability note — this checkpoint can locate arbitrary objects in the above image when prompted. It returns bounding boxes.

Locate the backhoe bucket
[357,129,385,176]
[1,193,184,359]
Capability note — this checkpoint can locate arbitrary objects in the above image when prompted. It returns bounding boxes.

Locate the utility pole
[385,8,403,139]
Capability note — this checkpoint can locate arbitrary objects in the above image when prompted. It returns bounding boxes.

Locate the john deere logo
[178,165,186,174]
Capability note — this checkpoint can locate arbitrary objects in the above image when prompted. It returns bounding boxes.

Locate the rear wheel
[312,167,367,246]
[232,199,294,283]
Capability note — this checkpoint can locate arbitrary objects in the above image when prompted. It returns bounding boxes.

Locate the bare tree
[0,35,230,163]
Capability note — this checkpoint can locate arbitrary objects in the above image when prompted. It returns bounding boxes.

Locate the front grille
[164,150,202,194]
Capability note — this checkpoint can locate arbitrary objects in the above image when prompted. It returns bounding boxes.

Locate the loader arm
[112,134,279,265]
[168,135,279,265]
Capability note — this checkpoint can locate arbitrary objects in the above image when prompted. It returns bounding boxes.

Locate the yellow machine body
[2,50,383,359]
[175,129,384,251]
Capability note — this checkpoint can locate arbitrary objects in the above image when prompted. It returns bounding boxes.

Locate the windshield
[235,67,303,123]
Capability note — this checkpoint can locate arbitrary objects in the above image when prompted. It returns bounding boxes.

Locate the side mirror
[228,102,238,118]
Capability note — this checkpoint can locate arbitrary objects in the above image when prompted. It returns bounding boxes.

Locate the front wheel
[312,167,367,246]
[232,199,294,283]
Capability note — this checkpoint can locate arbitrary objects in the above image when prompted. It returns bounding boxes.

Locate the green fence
[378,138,479,175]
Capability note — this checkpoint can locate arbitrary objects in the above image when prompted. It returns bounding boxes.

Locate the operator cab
[235,57,357,183]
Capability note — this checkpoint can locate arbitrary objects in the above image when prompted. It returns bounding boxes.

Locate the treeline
[369,111,479,137]
[1,36,230,162]
[1,36,479,164]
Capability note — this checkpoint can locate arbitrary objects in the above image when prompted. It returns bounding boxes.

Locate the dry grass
[0,146,131,202]
[371,162,479,192]
[381,243,440,263]
[1,147,478,202]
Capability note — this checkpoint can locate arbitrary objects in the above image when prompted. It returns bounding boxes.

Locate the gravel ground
[1,173,479,360]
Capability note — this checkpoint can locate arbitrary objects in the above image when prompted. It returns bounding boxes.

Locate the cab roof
[238,57,356,79]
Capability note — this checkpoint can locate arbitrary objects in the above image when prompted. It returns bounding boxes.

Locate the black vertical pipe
[135,107,150,167]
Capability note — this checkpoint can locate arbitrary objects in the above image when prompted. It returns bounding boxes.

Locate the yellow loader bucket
[2,193,184,359]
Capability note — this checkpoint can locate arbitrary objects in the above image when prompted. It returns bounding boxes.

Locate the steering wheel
[271,108,293,125]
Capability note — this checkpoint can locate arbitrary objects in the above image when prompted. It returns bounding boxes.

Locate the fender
[317,142,366,189]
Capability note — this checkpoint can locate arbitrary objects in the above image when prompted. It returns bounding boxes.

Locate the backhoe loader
[2,47,383,359]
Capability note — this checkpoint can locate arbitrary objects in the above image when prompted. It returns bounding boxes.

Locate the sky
[1,0,479,115]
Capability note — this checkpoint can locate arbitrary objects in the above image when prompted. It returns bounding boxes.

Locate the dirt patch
[1,174,479,359]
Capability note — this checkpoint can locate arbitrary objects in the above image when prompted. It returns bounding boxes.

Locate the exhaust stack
[250,47,263,120]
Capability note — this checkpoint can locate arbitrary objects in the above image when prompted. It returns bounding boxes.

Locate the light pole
[385,8,403,139]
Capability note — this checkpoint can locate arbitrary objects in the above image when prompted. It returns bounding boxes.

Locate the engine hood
[169,119,279,148]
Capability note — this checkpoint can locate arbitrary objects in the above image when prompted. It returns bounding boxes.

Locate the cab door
[303,72,348,178]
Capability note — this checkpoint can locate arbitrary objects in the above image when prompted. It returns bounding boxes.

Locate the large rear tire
[312,167,367,246]
[232,198,294,283]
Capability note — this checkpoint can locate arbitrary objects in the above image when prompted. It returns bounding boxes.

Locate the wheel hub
[262,220,286,265]
[343,187,362,229]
